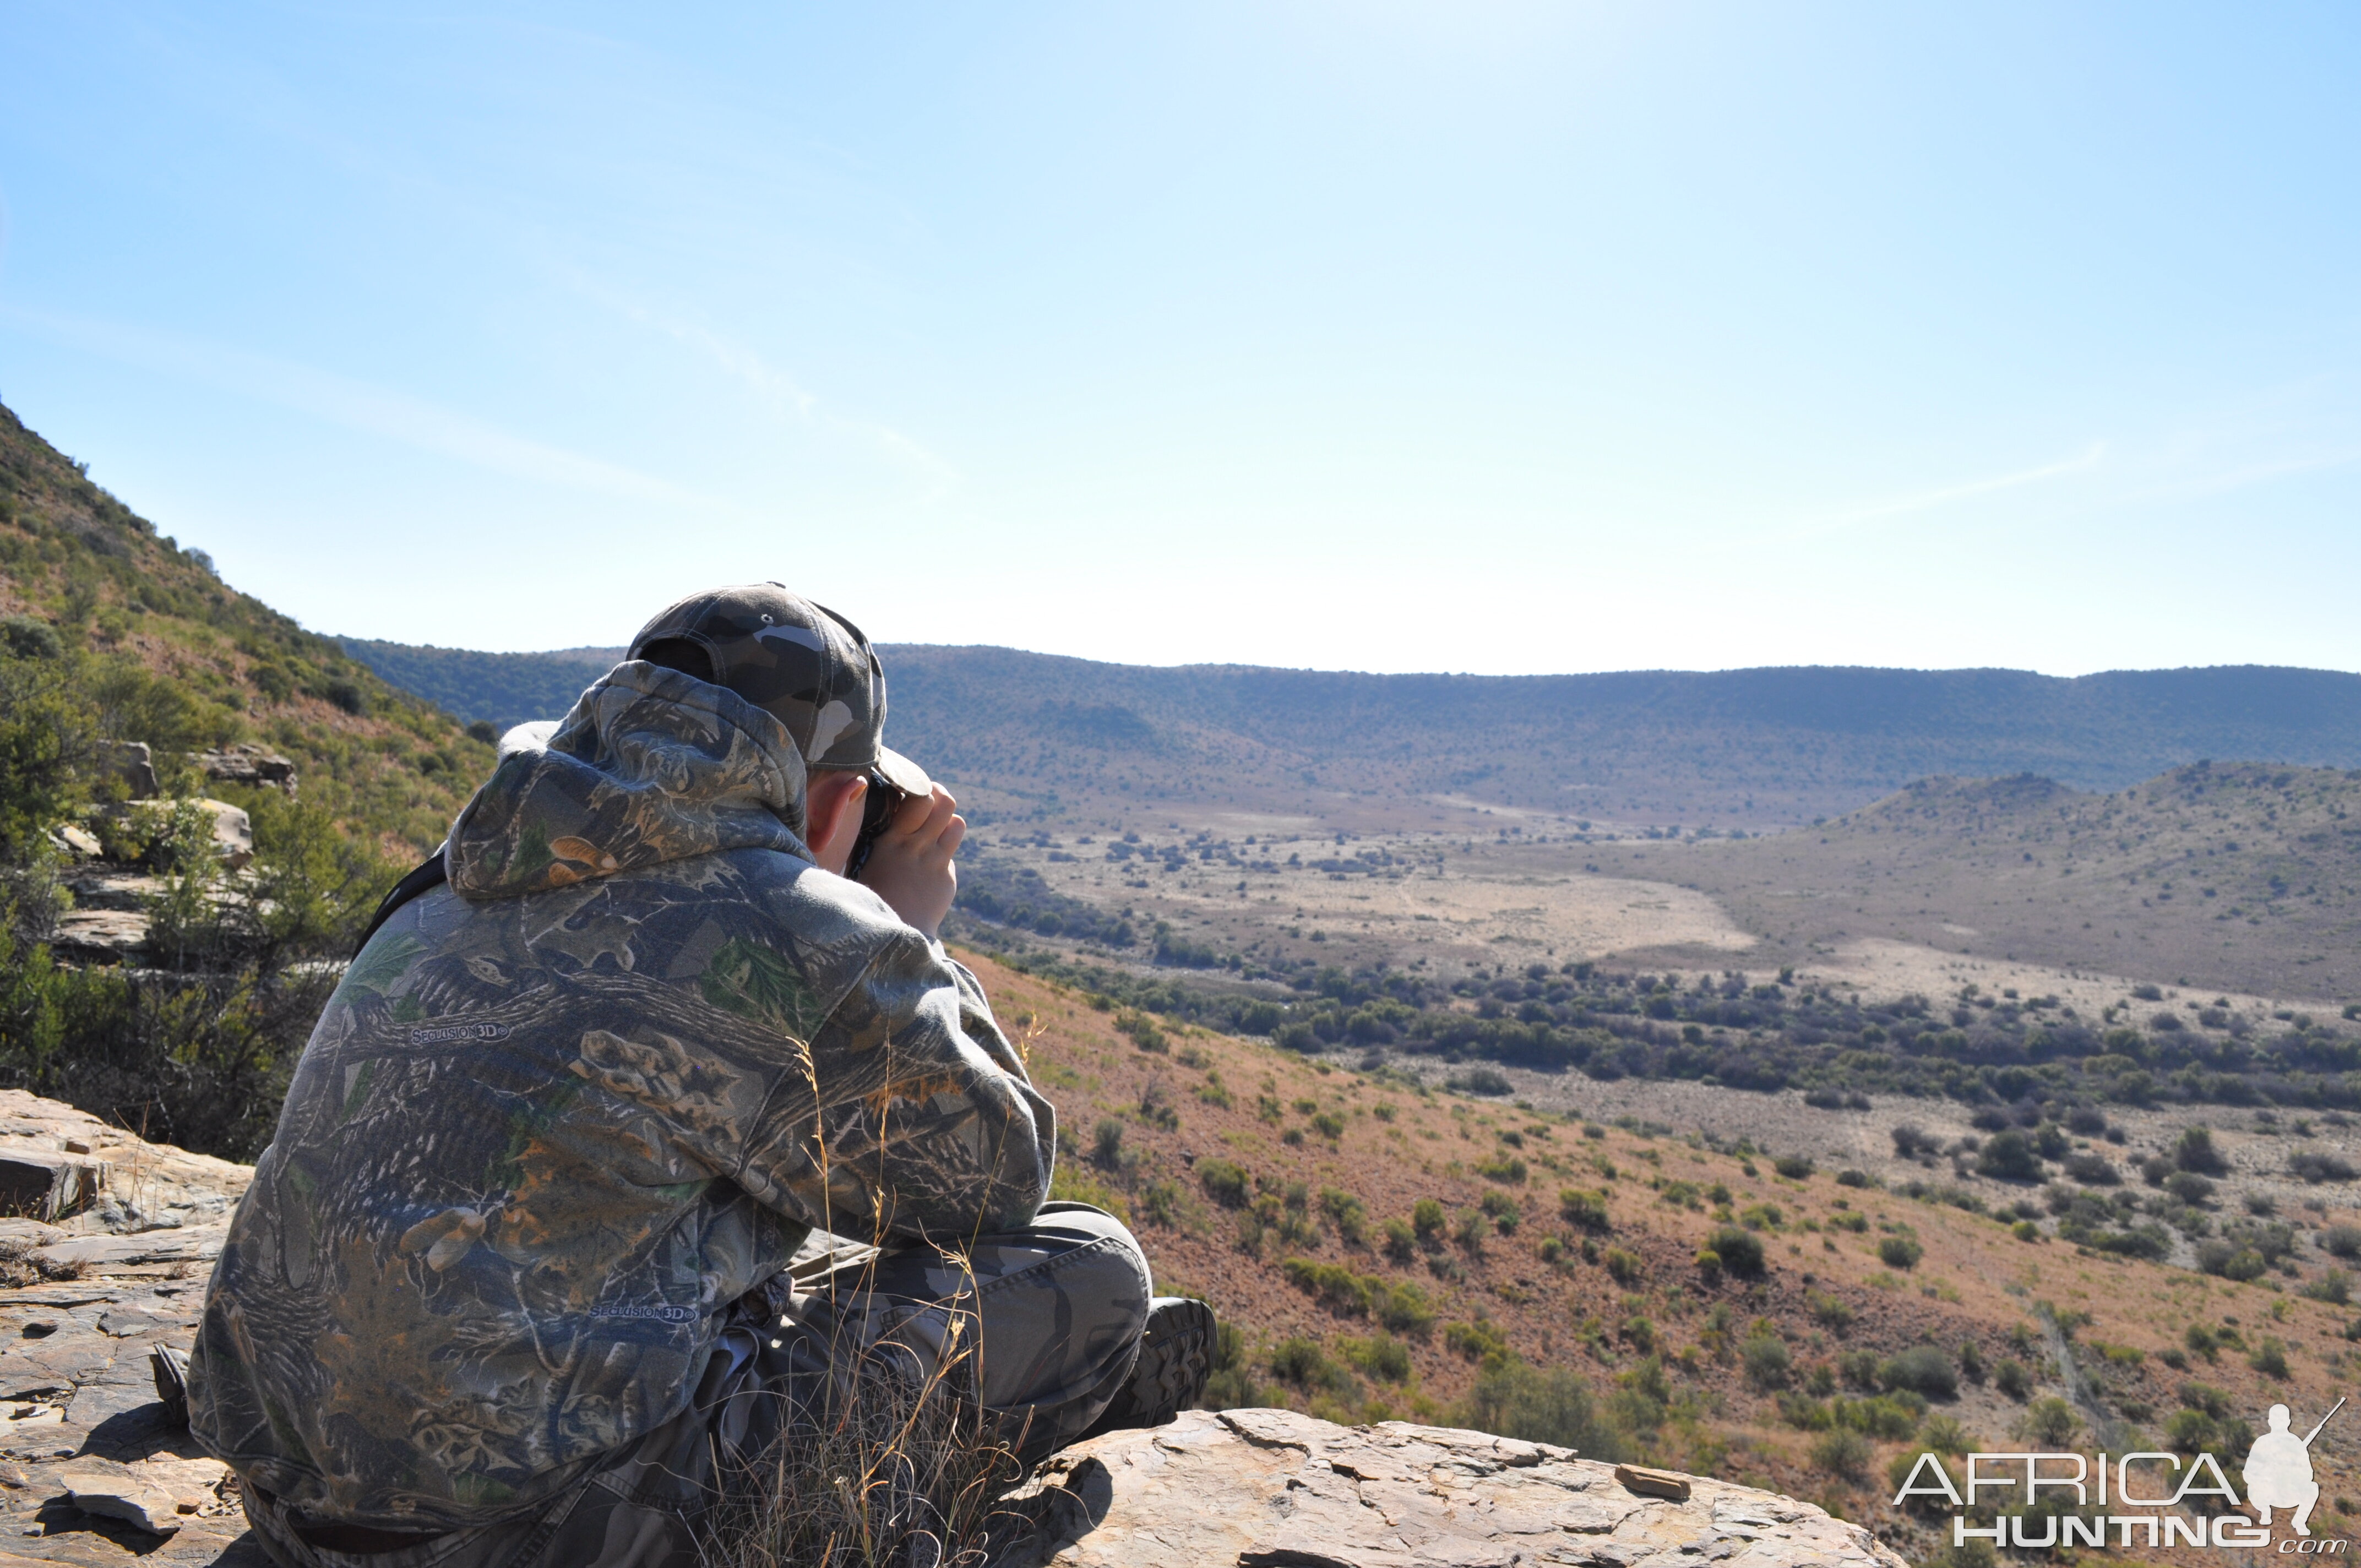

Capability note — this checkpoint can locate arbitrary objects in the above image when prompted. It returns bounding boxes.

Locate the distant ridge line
[342,638,2361,826]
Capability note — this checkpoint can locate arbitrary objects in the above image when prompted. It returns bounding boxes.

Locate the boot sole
[1119,1296,1216,1425]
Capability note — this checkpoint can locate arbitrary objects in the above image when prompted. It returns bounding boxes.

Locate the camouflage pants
[243,1203,1151,1568]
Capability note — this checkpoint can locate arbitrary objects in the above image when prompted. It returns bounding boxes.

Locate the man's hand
[856,783,964,939]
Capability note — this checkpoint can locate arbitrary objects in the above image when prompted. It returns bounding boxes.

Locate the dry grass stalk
[0,1238,86,1287]
[700,1260,1029,1568]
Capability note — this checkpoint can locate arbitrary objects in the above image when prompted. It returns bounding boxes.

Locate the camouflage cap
[626,584,932,796]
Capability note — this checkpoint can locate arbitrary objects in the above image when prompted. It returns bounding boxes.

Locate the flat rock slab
[0,1096,262,1565]
[1003,1409,1908,1568]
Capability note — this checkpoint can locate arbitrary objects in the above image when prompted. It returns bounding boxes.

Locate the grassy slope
[0,402,487,857]
[1588,765,2361,1001]
[976,949,2360,1548]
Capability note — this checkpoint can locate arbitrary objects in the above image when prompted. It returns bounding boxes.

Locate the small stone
[57,1467,182,1536]
[194,801,255,869]
[1614,1462,1692,1501]
[60,1142,88,1158]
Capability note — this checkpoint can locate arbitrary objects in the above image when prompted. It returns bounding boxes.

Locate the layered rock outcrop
[0,1093,257,1565]
[1001,1408,1907,1568]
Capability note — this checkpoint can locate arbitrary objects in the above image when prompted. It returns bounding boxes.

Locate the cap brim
[874,746,933,799]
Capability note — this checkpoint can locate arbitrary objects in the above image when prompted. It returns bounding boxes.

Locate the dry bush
[0,1239,84,1288]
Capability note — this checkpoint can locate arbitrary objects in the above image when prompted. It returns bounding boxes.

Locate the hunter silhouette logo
[2248,1399,2342,1537]
[1892,1396,2347,1551]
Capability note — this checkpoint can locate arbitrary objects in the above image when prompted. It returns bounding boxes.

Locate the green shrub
[1742,1333,1792,1391]
[0,655,95,859]
[2018,1396,2080,1446]
[1709,1226,1765,1277]
[1877,1235,1924,1270]
[1281,1258,1435,1336]
[1201,1321,1261,1408]
[1808,1292,1854,1331]
[1993,1359,2033,1400]
[1603,1246,1643,1285]
[1198,1158,1251,1207]
[1809,1428,1873,1478]
[1319,1188,1368,1248]
[2175,1126,2229,1175]
[1836,1392,1924,1441]
[1463,1362,1629,1461]
[1138,1179,1181,1228]
[1340,1333,1413,1383]
[1047,1165,1132,1224]
[1412,1197,1446,1238]
[1476,1154,1527,1184]
[1445,1318,1511,1367]
[2301,1270,2353,1305]
[1878,1345,1959,1400]
[1976,1130,2045,1182]
[1454,1210,1489,1254]
[1269,1336,1353,1393]
[1558,1188,1611,1232]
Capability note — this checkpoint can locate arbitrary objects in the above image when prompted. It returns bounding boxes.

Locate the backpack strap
[352,845,449,958]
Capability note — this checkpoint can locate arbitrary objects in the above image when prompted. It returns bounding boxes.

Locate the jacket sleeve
[733,927,1056,1244]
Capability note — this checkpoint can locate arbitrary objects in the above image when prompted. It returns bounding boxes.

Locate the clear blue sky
[4,3,2358,675]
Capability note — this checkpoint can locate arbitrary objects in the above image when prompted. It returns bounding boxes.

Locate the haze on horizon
[3,2,2359,678]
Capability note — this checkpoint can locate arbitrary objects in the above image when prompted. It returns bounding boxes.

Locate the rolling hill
[343,636,2361,830]
[336,638,624,734]
[1584,763,2361,1000]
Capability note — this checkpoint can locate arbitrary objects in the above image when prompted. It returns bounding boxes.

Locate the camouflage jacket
[187,662,1054,1528]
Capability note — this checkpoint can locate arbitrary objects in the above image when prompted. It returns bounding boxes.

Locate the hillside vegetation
[345,637,2361,831]
[0,405,489,857]
[0,401,483,1153]
[339,637,621,733]
[978,949,2361,1554]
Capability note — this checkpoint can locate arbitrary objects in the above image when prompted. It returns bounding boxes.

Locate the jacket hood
[447,661,812,899]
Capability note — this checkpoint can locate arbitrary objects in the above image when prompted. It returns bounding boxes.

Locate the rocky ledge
[0,1093,258,1565]
[0,1093,1895,1568]
[1000,1409,1907,1568]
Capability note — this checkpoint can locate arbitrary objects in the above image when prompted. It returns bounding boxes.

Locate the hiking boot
[1080,1297,1216,1440]
[151,1345,190,1429]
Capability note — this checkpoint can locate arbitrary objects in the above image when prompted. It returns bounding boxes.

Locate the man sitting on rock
[186,585,1212,1567]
